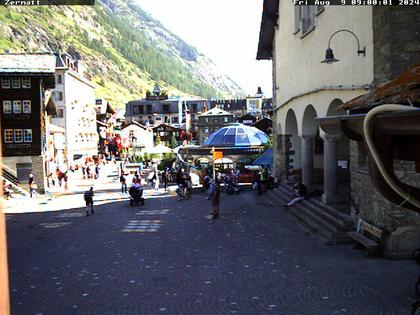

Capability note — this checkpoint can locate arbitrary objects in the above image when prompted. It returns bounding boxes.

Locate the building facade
[51,53,98,164]
[152,123,183,148]
[0,53,57,192]
[197,107,234,144]
[125,85,207,133]
[258,2,420,257]
[120,121,153,155]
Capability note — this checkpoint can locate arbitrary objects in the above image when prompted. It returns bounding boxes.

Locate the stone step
[267,190,342,235]
[264,186,354,244]
[276,185,354,225]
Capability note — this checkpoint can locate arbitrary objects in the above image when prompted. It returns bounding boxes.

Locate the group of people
[81,163,100,180]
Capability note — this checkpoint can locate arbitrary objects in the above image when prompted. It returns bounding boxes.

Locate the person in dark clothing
[86,165,91,179]
[29,174,37,198]
[284,183,307,208]
[210,179,221,219]
[95,164,100,179]
[162,168,169,191]
[120,173,127,193]
[84,187,94,216]
[176,168,183,186]
[81,164,86,179]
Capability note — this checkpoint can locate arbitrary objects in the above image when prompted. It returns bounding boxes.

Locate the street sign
[213,151,223,160]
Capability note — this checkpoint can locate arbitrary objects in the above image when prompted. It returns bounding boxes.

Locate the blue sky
[138,0,273,97]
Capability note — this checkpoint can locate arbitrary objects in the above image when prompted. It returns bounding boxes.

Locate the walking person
[81,164,86,179]
[28,173,38,198]
[120,172,128,193]
[94,163,100,179]
[84,187,94,216]
[210,179,221,219]
[154,169,160,192]
[86,165,91,179]
[162,168,169,191]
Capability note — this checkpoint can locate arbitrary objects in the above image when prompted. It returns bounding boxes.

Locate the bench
[347,220,383,258]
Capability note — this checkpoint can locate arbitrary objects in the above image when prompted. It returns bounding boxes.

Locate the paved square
[6,190,418,314]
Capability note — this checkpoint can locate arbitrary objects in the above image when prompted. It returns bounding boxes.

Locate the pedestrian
[84,187,94,216]
[154,169,160,192]
[63,172,69,191]
[3,180,13,199]
[28,173,37,198]
[95,164,100,179]
[86,165,91,179]
[162,168,168,191]
[120,172,127,193]
[210,178,221,219]
[284,182,307,208]
[81,163,86,179]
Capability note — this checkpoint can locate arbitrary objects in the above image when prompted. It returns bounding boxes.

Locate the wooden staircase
[263,185,355,244]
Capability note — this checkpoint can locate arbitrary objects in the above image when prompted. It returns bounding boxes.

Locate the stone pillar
[301,136,314,188]
[322,135,339,204]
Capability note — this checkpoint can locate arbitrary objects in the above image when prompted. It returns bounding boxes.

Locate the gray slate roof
[0,53,56,73]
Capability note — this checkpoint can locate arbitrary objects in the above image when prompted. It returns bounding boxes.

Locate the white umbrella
[148,144,173,154]
[214,158,233,164]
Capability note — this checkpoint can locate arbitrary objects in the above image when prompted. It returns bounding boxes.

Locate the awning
[49,123,65,134]
[252,149,273,166]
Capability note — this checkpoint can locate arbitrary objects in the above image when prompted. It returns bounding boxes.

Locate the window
[23,129,32,142]
[23,100,31,113]
[22,77,31,88]
[4,129,13,143]
[294,6,316,35]
[3,101,12,114]
[214,118,219,123]
[1,78,10,89]
[162,105,170,113]
[53,108,64,118]
[301,6,315,34]
[205,118,209,123]
[224,117,229,123]
[14,129,23,143]
[56,74,62,84]
[11,78,20,89]
[204,128,209,134]
[13,101,22,114]
[54,91,63,101]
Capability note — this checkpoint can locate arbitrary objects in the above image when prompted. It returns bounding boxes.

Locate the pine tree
[170,133,177,148]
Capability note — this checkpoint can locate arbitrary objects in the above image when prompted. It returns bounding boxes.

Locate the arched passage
[301,105,320,187]
[285,109,301,182]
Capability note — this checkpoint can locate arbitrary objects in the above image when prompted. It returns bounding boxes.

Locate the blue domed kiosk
[202,123,269,147]
[177,123,270,169]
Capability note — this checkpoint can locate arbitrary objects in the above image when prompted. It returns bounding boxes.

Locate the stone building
[257,2,420,257]
[197,107,234,144]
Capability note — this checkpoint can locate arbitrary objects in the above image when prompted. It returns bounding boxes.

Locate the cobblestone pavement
[6,189,419,314]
